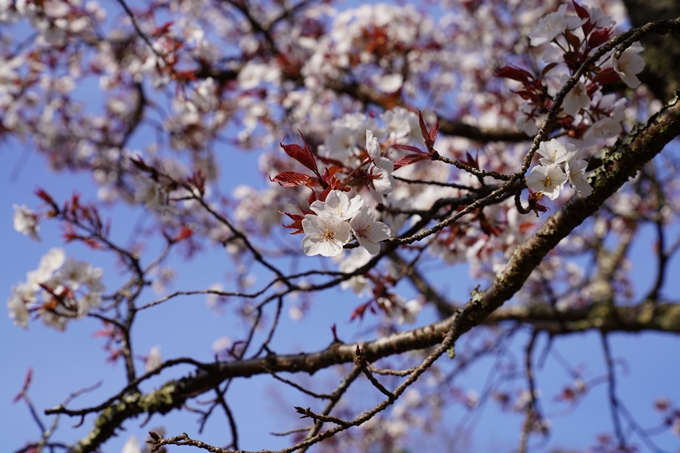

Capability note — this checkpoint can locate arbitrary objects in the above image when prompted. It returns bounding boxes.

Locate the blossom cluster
[13,204,40,241]
[511,2,645,140]
[7,248,105,330]
[302,190,391,257]
[526,138,592,199]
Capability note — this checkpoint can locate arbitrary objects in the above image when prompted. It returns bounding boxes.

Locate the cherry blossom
[145,345,163,373]
[56,257,91,290]
[338,248,373,296]
[301,212,351,257]
[120,436,141,453]
[566,157,593,197]
[526,165,568,200]
[6,248,105,329]
[611,43,645,89]
[310,190,363,221]
[563,78,591,116]
[398,299,422,325]
[7,288,30,329]
[349,205,391,255]
[516,101,540,136]
[537,139,578,166]
[527,4,584,47]
[134,178,165,210]
[13,204,40,241]
[366,130,394,173]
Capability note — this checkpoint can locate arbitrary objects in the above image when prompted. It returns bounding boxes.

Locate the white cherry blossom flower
[301,211,351,257]
[41,310,67,331]
[134,178,164,210]
[373,73,403,93]
[380,107,421,144]
[584,117,621,144]
[84,266,105,293]
[611,43,645,89]
[325,127,359,157]
[368,168,396,203]
[566,158,593,196]
[145,345,162,372]
[366,129,393,172]
[526,165,568,200]
[537,139,577,166]
[563,78,590,116]
[528,4,569,46]
[13,204,40,240]
[338,248,372,296]
[516,101,539,136]
[78,291,103,318]
[27,248,66,285]
[398,299,421,324]
[350,205,391,255]
[121,436,142,453]
[584,4,615,28]
[56,257,91,289]
[310,190,363,221]
[7,289,30,329]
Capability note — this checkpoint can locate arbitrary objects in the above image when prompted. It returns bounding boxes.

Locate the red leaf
[429,115,440,144]
[588,27,612,48]
[494,65,534,85]
[174,226,193,241]
[393,144,425,153]
[418,109,428,143]
[393,153,431,171]
[153,21,174,36]
[281,211,307,235]
[270,171,311,187]
[350,301,374,322]
[280,132,320,176]
[591,67,619,86]
[322,165,343,183]
[417,110,438,152]
[35,188,56,207]
[572,1,589,20]
[464,152,479,169]
[541,62,559,77]
[318,185,333,202]
[564,30,581,50]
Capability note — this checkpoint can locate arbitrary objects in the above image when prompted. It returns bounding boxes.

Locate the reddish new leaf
[280,132,320,176]
[588,27,612,48]
[350,300,374,322]
[174,226,193,241]
[572,0,589,20]
[270,171,312,187]
[591,67,619,86]
[393,153,431,171]
[494,65,534,85]
[564,30,581,50]
[428,115,440,144]
[541,62,559,77]
[281,211,307,235]
[393,143,425,154]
